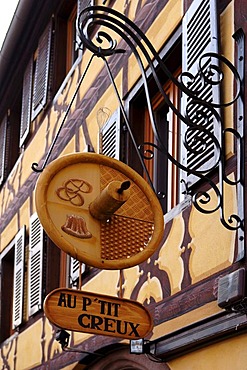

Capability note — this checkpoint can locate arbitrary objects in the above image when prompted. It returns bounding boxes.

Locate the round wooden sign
[35,153,164,269]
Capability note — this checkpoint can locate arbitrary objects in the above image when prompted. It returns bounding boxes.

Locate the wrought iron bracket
[32,6,245,238]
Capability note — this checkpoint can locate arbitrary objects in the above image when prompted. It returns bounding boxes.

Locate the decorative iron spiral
[76,6,244,230]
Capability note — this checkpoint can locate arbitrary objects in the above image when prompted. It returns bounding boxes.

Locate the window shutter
[0,115,8,185]
[29,213,44,316]
[12,226,26,328]
[31,21,52,120]
[20,58,33,147]
[181,0,220,187]
[76,0,95,49]
[70,257,85,286]
[100,109,121,159]
[77,0,94,20]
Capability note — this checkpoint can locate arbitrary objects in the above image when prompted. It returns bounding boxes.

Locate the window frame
[143,70,181,213]
[19,20,53,148]
[31,20,53,122]
[66,5,79,72]
[124,28,182,215]
[0,226,26,343]
[0,239,15,343]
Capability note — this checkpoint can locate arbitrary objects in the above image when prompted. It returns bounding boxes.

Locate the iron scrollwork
[77,6,244,233]
[32,5,244,235]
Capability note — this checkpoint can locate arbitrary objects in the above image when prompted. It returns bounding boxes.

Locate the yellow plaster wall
[112,0,146,17]
[167,333,247,370]
[155,213,185,294]
[122,265,144,299]
[60,137,77,157]
[0,214,18,251]
[220,1,235,156]
[137,272,163,304]
[0,2,240,368]
[188,173,236,283]
[0,159,23,223]
[82,270,120,296]
[0,171,35,249]
[0,0,182,236]
[127,0,183,91]
[0,317,62,370]
[19,199,31,233]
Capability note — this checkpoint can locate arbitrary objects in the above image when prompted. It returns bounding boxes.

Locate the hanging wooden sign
[35,153,164,269]
[44,288,153,339]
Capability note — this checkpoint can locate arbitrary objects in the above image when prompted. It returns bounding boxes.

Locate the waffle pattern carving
[100,165,153,221]
[100,165,155,260]
[101,215,154,260]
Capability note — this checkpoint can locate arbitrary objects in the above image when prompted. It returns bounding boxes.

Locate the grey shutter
[31,21,52,120]
[76,0,95,49]
[29,213,44,316]
[181,0,220,186]
[0,115,8,185]
[12,226,26,328]
[100,109,120,159]
[20,58,33,147]
[77,0,93,22]
[70,257,85,285]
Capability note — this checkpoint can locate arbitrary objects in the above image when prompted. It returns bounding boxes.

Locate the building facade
[0,0,246,369]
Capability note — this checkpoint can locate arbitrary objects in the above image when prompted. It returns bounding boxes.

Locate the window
[19,21,53,147]
[124,0,220,214]
[143,73,181,213]
[69,257,86,288]
[125,37,182,215]
[55,0,79,78]
[13,227,26,328]
[19,0,90,148]
[76,0,95,51]
[0,242,15,343]
[29,213,61,317]
[0,99,21,186]
[59,253,88,289]
[29,213,44,316]
[0,227,26,342]
[0,214,61,343]
[67,5,79,71]
[126,74,181,214]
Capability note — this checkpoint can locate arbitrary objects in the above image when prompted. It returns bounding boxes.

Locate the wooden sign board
[44,288,153,339]
[35,153,164,269]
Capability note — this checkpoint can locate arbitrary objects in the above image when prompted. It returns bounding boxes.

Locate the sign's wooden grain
[44,288,153,339]
[35,153,164,269]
